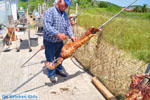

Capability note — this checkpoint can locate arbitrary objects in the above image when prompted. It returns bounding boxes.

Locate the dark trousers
[43,40,64,77]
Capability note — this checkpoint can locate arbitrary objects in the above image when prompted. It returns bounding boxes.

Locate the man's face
[58,0,68,12]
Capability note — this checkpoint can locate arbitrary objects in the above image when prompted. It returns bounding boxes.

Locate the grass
[71,7,150,63]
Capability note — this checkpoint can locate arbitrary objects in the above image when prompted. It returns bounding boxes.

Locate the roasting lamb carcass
[45,27,101,70]
[125,74,150,100]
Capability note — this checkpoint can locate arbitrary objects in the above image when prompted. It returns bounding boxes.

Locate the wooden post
[92,77,117,100]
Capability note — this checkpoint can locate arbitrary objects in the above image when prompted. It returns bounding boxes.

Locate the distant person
[43,0,76,83]
[18,7,25,18]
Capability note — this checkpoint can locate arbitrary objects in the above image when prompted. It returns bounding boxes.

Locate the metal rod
[142,62,150,83]
[21,49,41,68]
[145,63,150,74]
[98,0,137,29]
[5,58,59,99]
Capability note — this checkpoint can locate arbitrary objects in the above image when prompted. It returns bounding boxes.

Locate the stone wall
[73,26,147,97]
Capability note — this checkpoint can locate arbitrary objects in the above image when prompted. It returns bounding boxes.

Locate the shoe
[56,71,67,77]
[49,76,56,83]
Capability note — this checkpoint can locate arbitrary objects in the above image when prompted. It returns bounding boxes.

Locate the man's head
[56,0,71,12]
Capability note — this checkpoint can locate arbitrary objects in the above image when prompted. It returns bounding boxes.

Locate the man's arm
[65,14,77,42]
[67,23,77,42]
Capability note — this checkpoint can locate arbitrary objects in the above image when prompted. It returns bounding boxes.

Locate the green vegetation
[74,7,150,63]
[133,4,149,13]
[19,0,51,11]
[18,1,28,11]
[107,4,121,12]
[98,1,108,8]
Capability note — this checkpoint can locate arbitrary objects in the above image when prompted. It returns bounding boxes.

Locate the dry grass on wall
[73,26,148,97]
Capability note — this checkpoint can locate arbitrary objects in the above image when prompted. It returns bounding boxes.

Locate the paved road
[0,30,106,100]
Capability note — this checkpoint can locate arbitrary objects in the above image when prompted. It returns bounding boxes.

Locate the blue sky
[98,0,150,8]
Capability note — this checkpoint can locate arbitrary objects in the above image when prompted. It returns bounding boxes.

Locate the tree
[76,0,80,5]
[142,4,147,13]
[74,0,94,8]
[46,0,55,6]
[87,0,94,5]
[98,1,108,8]
[87,0,92,2]
[133,6,140,12]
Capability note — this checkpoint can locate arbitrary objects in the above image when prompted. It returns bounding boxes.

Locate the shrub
[98,1,108,8]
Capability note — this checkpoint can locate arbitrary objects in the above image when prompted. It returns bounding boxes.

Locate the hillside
[71,7,150,63]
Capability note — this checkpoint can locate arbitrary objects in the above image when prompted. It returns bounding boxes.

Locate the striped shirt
[43,6,74,43]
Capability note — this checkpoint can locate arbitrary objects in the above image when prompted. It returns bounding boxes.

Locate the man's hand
[45,61,55,70]
[40,45,45,50]
[99,28,103,32]
[71,36,77,42]
[56,33,67,41]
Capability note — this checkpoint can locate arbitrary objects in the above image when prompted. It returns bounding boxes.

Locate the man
[43,0,76,83]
